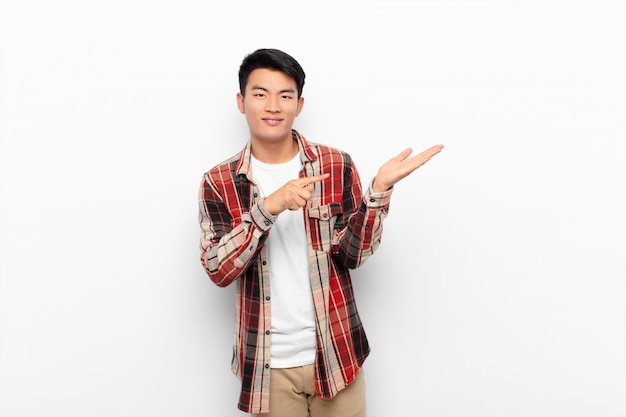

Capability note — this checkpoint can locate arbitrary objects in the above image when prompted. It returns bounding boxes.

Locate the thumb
[391,148,413,162]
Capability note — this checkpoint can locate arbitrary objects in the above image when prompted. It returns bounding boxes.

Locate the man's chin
[252,130,293,144]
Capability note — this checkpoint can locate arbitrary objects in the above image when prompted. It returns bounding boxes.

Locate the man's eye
[281,95,293,100]
[254,93,266,98]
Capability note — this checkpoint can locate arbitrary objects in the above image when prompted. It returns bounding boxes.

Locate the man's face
[237,68,304,145]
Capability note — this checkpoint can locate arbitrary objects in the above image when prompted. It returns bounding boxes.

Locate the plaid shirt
[198,131,392,414]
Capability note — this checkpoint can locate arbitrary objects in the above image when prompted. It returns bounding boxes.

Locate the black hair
[238,48,306,98]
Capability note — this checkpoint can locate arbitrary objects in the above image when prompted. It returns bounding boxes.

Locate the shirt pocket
[307,202,343,252]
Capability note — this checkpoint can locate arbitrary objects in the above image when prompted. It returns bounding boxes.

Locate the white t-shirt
[251,153,317,368]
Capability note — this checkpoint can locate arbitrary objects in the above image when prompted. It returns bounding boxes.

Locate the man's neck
[250,135,299,164]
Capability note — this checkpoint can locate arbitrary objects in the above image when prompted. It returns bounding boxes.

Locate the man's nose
[265,95,280,112]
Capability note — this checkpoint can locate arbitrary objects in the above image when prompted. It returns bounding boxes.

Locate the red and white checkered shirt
[198,130,392,414]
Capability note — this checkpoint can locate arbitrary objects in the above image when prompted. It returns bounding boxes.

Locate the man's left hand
[372,144,444,192]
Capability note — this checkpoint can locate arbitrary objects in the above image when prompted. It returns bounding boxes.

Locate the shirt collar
[235,130,318,181]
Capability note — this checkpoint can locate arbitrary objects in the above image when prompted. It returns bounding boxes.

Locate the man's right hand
[263,174,330,215]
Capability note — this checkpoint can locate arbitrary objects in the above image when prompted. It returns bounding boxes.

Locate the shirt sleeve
[332,163,392,269]
[363,178,393,208]
[198,175,275,287]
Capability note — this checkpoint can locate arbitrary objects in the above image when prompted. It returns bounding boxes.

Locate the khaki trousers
[252,364,366,417]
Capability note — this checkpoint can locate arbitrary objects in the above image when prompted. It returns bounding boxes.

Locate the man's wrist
[372,177,391,193]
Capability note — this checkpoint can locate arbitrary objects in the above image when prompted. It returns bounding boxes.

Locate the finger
[390,148,413,162]
[395,145,444,161]
[403,145,444,170]
[423,144,444,156]
[405,145,444,162]
[295,186,313,201]
[416,146,443,160]
[295,173,330,187]
[288,194,308,210]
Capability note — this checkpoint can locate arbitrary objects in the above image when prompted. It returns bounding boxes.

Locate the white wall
[1,1,625,416]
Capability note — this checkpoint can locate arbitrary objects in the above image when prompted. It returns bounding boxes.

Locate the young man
[198,48,443,416]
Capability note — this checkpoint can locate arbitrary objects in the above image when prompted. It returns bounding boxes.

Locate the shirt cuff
[364,178,392,208]
[252,198,278,231]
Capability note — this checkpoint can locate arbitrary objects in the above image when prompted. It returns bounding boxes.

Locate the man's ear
[236,92,245,114]
[296,96,305,117]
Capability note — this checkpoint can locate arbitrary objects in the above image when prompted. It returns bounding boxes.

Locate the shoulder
[307,140,354,167]
[203,152,241,184]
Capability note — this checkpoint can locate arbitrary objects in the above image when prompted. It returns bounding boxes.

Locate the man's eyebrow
[250,85,296,94]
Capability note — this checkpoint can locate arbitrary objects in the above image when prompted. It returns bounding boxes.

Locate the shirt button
[254,193,258,198]
[265,330,270,335]
[264,220,270,226]
[369,198,375,203]
[262,260,267,265]
[265,364,270,369]
[265,296,270,301]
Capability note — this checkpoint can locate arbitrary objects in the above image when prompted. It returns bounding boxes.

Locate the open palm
[372,145,444,192]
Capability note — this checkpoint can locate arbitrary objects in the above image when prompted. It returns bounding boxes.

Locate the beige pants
[252,364,366,417]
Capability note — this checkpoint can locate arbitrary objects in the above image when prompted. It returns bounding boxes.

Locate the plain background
[1,0,625,416]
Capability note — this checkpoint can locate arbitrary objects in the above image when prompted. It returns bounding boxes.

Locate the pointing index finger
[298,173,330,187]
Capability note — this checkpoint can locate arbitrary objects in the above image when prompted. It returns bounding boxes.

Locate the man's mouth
[262,118,283,126]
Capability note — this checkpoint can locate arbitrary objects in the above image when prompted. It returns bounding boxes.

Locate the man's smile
[262,117,283,126]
